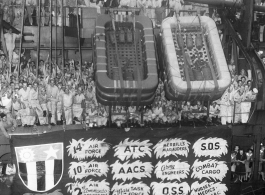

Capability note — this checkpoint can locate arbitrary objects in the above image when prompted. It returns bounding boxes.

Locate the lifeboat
[159,16,231,101]
[94,14,158,106]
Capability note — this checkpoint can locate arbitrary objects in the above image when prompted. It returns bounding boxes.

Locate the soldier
[25,0,36,26]
[1,89,12,113]
[182,101,194,121]
[46,78,59,125]
[18,81,30,107]
[233,85,245,123]
[152,101,164,121]
[96,105,108,127]
[4,29,21,63]
[137,0,146,15]
[209,101,220,123]
[86,104,98,127]
[0,54,7,70]
[29,82,44,125]
[12,92,22,125]
[241,87,258,123]
[73,87,86,123]
[0,113,17,139]
[38,87,48,125]
[56,83,64,125]
[3,5,11,24]
[62,86,74,125]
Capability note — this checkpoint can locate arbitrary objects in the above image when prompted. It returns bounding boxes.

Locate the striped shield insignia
[15,143,64,192]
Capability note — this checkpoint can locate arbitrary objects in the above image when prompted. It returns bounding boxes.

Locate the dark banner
[11,126,231,195]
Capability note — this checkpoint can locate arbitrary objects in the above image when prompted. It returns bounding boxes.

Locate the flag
[11,131,65,194]
[14,143,63,192]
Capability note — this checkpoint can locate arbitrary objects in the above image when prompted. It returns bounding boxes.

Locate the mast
[61,0,65,77]
[50,0,53,75]
[36,0,41,78]
[18,0,26,77]
[76,0,82,82]
[55,0,58,74]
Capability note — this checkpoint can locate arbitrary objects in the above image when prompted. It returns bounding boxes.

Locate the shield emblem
[15,143,64,192]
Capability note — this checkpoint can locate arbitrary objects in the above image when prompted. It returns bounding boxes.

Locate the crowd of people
[0,0,259,140]
[219,68,258,125]
[1,0,210,30]
[231,145,254,182]
[231,143,265,182]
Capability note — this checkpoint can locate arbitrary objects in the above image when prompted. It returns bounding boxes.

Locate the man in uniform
[46,78,59,125]
[0,113,17,139]
[56,83,65,125]
[29,82,45,125]
[4,29,21,63]
[18,81,30,108]
[62,86,74,125]
[18,81,36,126]
[73,87,85,123]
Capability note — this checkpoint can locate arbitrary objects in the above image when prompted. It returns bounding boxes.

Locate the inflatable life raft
[94,14,158,106]
[160,16,231,101]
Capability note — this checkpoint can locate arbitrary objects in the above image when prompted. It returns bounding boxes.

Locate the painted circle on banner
[19,148,35,163]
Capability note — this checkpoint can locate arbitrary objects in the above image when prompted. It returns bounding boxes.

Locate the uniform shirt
[63,93,73,107]
[12,52,19,64]
[0,59,6,69]
[39,94,47,104]
[245,91,257,101]
[233,92,243,103]
[1,94,12,110]
[85,90,95,102]
[128,106,136,113]
[219,89,231,106]
[74,94,85,104]
[209,104,220,115]
[12,100,21,111]
[29,88,39,102]
[88,108,97,117]
[0,114,17,138]
[98,108,108,117]
[57,89,65,102]
[144,109,153,118]
[4,33,21,51]
[18,87,30,101]
[153,106,163,115]
[46,85,59,101]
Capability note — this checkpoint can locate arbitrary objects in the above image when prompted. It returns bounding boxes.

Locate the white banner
[67,138,110,160]
[113,139,153,161]
[151,181,190,195]
[111,182,150,195]
[110,160,153,181]
[190,181,228,195]
[153,138,190,158]
[192,137,228,158]
[68,160,109,180]
[191,159,228,181]
[155,160,190,181]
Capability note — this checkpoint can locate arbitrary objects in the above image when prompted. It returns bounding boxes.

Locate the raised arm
[0,123,9,138]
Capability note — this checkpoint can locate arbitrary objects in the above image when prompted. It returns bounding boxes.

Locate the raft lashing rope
[95,14,158,106]
[172,25,218,81]
[106,24,145,81]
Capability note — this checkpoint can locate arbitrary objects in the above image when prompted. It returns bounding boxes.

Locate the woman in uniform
[235,149,247,182]
[259,146,265,181]
[245,149,254,181]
